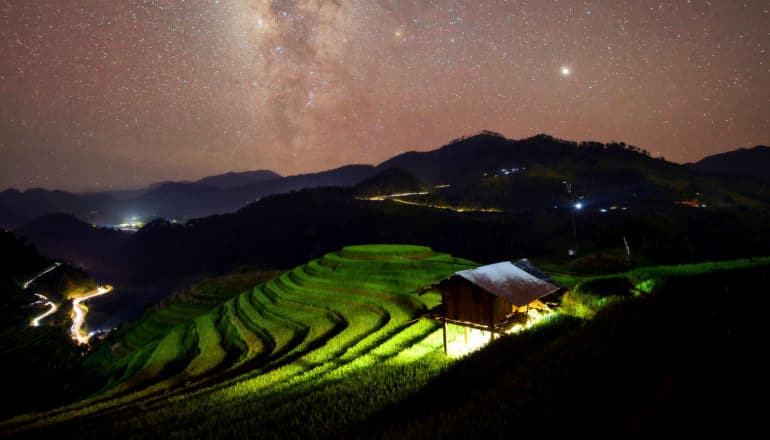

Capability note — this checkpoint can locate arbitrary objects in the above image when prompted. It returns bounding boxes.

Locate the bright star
[561,66,571,76]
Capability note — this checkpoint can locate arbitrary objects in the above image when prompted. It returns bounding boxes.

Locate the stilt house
[427,260,561,354]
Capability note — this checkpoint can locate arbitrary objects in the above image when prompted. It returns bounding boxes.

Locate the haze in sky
[1,0,768,191]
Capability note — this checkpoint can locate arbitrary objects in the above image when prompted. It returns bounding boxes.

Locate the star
[0,1,767,190]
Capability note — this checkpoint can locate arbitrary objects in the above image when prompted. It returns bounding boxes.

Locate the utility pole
[567,182,578,256]
[623,236,632,268]
[571,210,578,255]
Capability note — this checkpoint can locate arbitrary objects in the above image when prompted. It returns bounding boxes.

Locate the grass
[363,263,770,439]
[0,245,475,438]
[559,256,770,318]
[3,247,766,439]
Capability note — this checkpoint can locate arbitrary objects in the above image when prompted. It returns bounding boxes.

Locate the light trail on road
[70,285,113,345]
[22,262,61,289]
[30,294,58,327]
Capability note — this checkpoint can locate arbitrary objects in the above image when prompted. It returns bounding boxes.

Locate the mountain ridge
[3,133,768,228]
[688,145,770,184]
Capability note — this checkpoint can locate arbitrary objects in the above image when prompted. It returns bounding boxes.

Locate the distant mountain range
[687,145,770,184]
[0,165,376,228]
[193,170,282,188]
[2,134,768,229]
[12,132,770,321]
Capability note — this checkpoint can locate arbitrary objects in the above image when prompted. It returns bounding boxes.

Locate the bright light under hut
[444,307,556,358]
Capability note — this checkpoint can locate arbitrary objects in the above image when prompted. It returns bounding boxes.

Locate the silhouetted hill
[120,166,376,222]
[688,146,770,184]
[17,184,770,322]
[232,164,376,197]
[0,188,116,229]
[378,131,521,182]
[0,229,98,418]
[0,165,377,228]
[377,132,770,212]
[15,214,128,272]
[5,135,770,230]
[11,132,770,324]
[125,182,232,221]
[194,170,282,188]
[0,229,49,287]
[353,168,428,197]
[377,132,675,186]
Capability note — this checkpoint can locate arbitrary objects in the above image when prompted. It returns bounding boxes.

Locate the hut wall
[441,278,513,327]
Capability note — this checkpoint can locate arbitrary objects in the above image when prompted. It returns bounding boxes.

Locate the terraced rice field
[1,244,478,438]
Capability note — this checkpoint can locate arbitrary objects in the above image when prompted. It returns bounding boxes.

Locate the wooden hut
[429,260,561,354]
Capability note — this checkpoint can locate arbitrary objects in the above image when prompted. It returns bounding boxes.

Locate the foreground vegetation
[363,263,770,438]
[1,243,767,438]
[0,230,98,418]
[1,245,477,438]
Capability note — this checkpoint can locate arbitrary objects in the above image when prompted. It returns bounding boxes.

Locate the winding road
[70,285,113,345]
[30,294,58,327]
[23,262,114,345]
[22,262,61,289]
[25,263,62,328]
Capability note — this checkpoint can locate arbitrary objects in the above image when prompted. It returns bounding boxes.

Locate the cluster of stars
[0,0,768,191]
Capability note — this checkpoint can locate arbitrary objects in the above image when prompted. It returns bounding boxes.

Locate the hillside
[194,170,282,188]
[0,165,377,228]
[5,134,770,229]
[353,168,428,197]
[15,214,129,273]
[1,245,478,436]
[12,133,770,327]
[688,145,770,184]
[0,189,118,229]
[2,247,767,438]
[16,186,770,326]
[0,230,95,418]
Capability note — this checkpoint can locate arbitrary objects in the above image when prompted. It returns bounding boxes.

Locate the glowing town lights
[115,218,145,231]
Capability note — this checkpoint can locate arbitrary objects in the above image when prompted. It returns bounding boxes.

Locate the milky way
[1,1,768,191]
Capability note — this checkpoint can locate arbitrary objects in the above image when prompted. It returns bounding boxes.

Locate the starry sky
[1,1,768,192]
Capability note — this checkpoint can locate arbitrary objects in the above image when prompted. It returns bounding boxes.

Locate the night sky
[1,1,768,191]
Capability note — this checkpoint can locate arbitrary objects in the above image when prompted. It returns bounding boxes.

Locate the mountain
[13,133,770,314]
[0,188,117,229]
[0,165,377,228]
[688,146,770,184]
[0,229,97,418]
[14,213,128,273]
[129,164,376,222]
[194,170,282,188]
[375,133,694,212]
[354,168,428,197]
[231,164,376,199]
[8,134,768,230]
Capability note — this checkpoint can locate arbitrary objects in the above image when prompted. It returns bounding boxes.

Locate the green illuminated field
[4,246,766,439]
[0,245,478,438]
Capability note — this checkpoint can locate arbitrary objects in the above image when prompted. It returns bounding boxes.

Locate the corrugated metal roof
[513,258,560,286]
[454,261,560,306]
